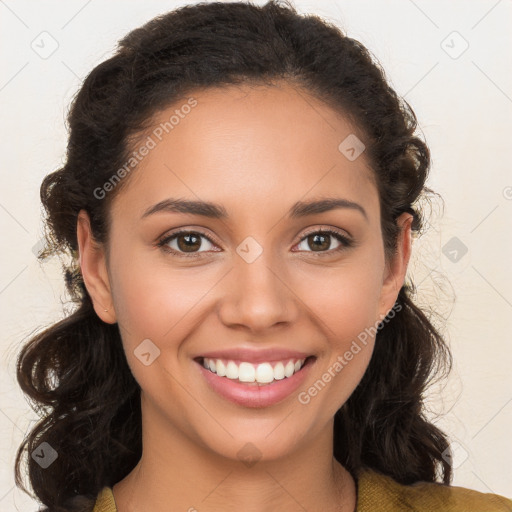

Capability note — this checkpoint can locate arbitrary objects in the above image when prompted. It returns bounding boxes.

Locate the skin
[77,81,412,512]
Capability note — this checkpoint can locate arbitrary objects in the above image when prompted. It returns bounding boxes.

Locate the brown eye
[305,233,331,252]
[158,230,218,256]
[295,229,353,255]
[176,232,202,252]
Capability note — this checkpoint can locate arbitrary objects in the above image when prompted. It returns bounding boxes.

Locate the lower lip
[196,357,315,408]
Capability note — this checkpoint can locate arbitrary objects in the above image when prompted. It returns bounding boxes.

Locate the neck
[113,400,357,512]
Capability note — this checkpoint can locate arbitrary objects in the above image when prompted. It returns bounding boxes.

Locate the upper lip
[195,348,314,364]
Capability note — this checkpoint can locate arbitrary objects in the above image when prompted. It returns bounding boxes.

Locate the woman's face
[78,82,411,463]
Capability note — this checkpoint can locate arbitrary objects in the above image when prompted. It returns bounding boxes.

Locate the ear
[76,209,117,324]
[377,211,413,321]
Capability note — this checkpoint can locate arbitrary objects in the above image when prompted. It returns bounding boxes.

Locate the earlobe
[378,212,414,322]
[76,209,117,324]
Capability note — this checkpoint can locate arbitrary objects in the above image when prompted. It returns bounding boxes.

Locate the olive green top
[92,468,512,511]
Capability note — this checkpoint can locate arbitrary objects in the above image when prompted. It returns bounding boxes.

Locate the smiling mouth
[194,355,316,386]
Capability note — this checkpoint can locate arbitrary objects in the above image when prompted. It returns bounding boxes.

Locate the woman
[15,1,512,511]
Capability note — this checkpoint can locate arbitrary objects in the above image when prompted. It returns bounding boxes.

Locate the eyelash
[156,227,354,259]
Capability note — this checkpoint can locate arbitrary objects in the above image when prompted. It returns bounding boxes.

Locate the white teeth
[273,362,285,380]
[284,361,295,378]
[255,362,274,383]
[216,359,226,377]
[225,361,239,379]
[202,357,307,384]
[238,362,255,382]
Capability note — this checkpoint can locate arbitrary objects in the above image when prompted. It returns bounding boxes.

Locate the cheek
[299,254,384,345]
[111,241,385,345]
[315,276,379,361]
[108,259,207,399]
[293,252,383,410]
[297,276,379,422]
[109,236,384,384]
[109,249,220,362]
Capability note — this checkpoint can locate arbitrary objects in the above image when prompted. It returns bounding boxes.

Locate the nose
[217,248,299,333]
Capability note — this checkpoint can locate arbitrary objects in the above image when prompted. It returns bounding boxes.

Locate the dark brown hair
[15,1,453,510]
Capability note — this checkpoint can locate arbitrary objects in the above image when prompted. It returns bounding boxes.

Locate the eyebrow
[141,197,368,222]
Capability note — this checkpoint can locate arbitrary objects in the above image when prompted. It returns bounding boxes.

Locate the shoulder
[91,474,512,512]
[92,486,117,512]
[356,468,512,512]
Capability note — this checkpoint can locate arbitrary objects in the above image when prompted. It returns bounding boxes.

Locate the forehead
[111,82,378,225]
